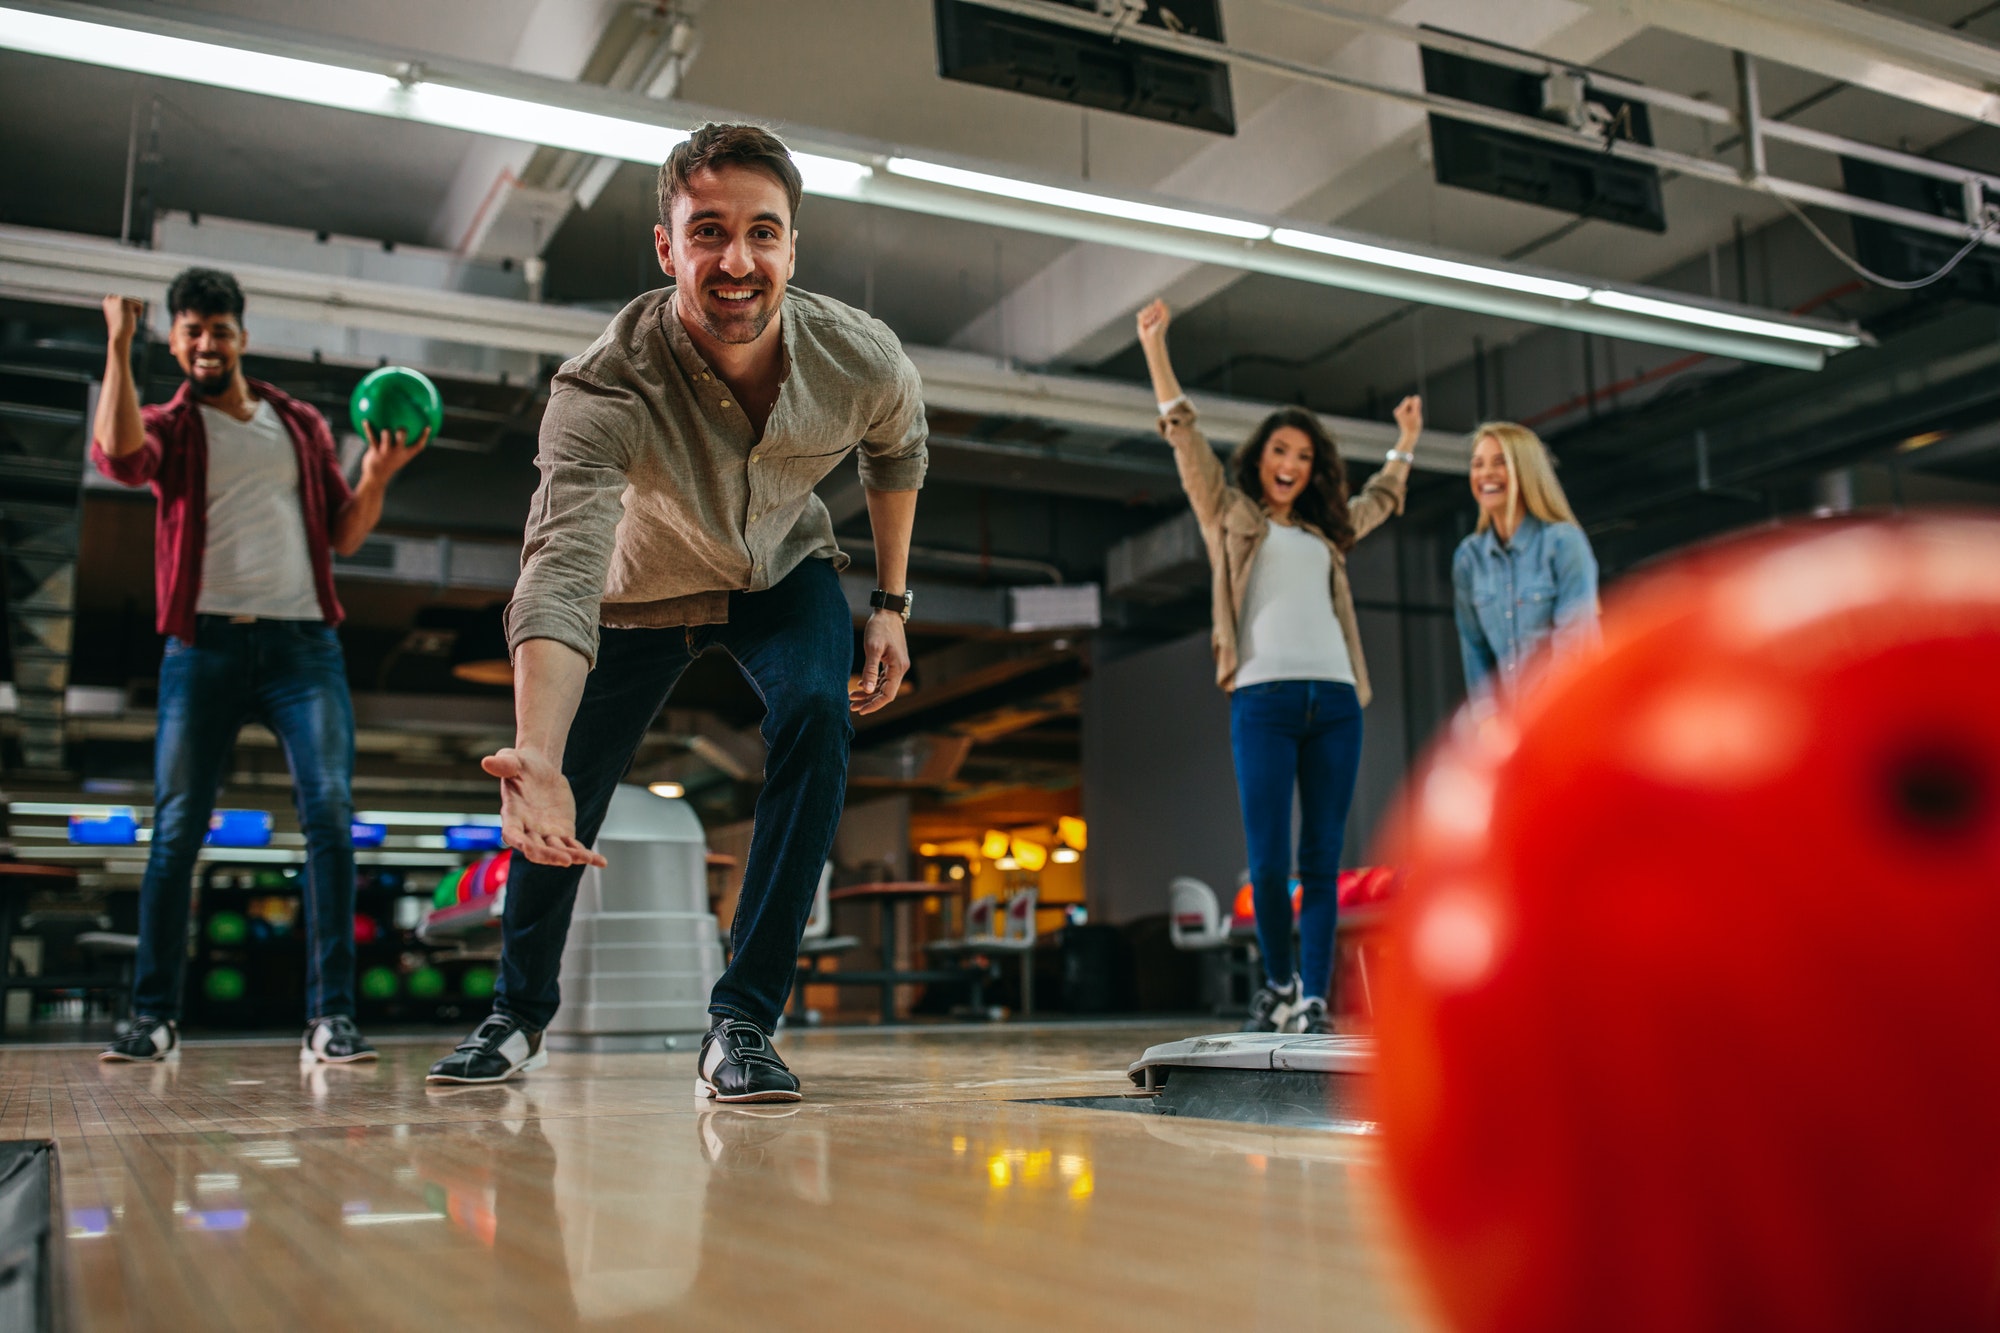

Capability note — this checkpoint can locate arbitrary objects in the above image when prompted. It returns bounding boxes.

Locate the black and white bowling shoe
[1240,975,1302,1033]
[99,1016,179,1063]
[697,1017,802,1103]
[301,1015,378,1065]
[1290,997,1332,1035]
[427,1013,546,1085]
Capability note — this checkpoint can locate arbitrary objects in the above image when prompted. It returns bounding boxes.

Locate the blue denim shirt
[1452,515,1600,696]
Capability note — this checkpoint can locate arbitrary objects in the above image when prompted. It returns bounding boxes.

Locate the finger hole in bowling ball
[1887,748,1987,836]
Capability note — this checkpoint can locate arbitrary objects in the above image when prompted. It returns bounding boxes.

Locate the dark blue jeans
[1229,679,1364,1001]
[135,616,357,1021]
[495,558,854,1034]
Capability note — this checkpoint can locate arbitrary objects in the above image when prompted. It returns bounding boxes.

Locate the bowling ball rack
[189,861,487,1030]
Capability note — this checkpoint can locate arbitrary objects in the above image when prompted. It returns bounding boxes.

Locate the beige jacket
[1159,401,1406,704]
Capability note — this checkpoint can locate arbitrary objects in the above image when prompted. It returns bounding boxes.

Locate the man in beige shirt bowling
[428,123,926,1100]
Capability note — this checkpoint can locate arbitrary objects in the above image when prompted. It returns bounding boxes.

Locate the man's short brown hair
[657,123,804,228]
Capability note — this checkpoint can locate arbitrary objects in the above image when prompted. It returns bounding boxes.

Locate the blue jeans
[495,558,854,1034]
[135,617,357,1021]
[1229,679,1364,1001]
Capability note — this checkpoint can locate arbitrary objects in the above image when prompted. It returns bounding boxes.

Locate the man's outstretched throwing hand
[482,745,608,867]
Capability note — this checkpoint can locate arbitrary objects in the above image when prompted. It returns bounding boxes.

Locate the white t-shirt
[1233,520,1355,688]
[196,399,323,620]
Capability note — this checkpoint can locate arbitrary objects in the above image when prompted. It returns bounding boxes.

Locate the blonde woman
[1136,298,1419,1036]
[1453,423,1600,698]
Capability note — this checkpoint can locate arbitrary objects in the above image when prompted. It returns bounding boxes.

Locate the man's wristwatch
[1385,447,1416,464]
[870,588,914,623]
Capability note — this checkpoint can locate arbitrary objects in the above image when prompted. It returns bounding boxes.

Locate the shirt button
[750,452,760,463]
[720,399,733,409]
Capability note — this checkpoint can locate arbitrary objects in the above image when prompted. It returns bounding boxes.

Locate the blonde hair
[1471,422,1580,534]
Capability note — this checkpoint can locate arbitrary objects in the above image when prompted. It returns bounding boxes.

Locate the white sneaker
[1241,975,1302,1033]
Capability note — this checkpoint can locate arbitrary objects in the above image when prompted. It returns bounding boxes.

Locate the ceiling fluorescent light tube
[1587,289,1861,349]
[1272,227,1592,302]
[400,85,684,163]
[793,152,874,199]
[0,6,395,109]
[886,158,1271,240]
[0,8,693,164]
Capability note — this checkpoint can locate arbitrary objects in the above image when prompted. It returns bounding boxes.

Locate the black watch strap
[869,588,913,622]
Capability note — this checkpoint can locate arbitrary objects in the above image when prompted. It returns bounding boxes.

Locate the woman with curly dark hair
[1136,298,1420,1035]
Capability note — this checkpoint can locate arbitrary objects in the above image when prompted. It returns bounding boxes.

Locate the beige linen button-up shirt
[506,286,929,666]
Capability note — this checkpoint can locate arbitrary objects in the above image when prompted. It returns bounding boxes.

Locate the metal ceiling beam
[963,0,2000,249]
[0,0,1863,366]
[1584,0,2000,127]
[0,223,1472,472]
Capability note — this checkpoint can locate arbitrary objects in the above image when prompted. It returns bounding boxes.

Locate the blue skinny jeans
[1228,679,1364,1001]
[135,616,357,1021]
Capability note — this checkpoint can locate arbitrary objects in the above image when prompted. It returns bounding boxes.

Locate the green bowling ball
[433,867,465,910]
[203,966,246,1002]
[207,910,248,946]
[349,365,442,447]
[461,966,496,1000]
[407,967,446,999]
[360,966,400,1000]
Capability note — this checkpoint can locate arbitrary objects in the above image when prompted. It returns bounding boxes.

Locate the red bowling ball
[1375,516,2000,1333]
[478,848,513,898]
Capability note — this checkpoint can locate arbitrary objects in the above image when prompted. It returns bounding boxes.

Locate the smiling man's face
[168,310,246,397]
[656,163,797,346]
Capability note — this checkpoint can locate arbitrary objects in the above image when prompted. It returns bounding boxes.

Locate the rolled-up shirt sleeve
[855,348,927,492]
[505,379,635,668]
[90,410,168,487]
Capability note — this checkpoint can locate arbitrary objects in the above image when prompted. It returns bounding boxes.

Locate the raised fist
[103,295,146,346]
[1393,394,1424,441]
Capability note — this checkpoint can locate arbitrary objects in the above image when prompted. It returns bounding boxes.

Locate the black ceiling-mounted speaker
[1841,156,2000,301]
[1420,39,1666,232]
[935,0,1236,135]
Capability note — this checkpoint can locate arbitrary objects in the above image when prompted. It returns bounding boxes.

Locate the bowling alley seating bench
[1183,866,1400,1018]
[820,881,987,1023]
[0,862,140,1039]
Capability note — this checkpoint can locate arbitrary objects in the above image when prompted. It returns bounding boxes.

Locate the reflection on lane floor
[34,1033,1430,1331]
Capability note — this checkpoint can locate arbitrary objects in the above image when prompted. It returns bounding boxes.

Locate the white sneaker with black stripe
[427,1013,546,1084]
[301,1015,378,1064]
[100,1016,179,1063]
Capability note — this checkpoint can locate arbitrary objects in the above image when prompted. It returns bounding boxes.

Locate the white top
[196,399,323,620]
[1233,520,1354,688]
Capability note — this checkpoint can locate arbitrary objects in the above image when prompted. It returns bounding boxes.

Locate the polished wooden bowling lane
[5,1023,1435,1331]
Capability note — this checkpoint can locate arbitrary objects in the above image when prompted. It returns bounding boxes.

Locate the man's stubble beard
[688,291,779,346]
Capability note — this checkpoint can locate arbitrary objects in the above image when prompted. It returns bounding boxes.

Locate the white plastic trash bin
[545,783,724,1051]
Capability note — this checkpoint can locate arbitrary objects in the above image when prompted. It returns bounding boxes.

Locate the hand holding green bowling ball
[349,366,442,452]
